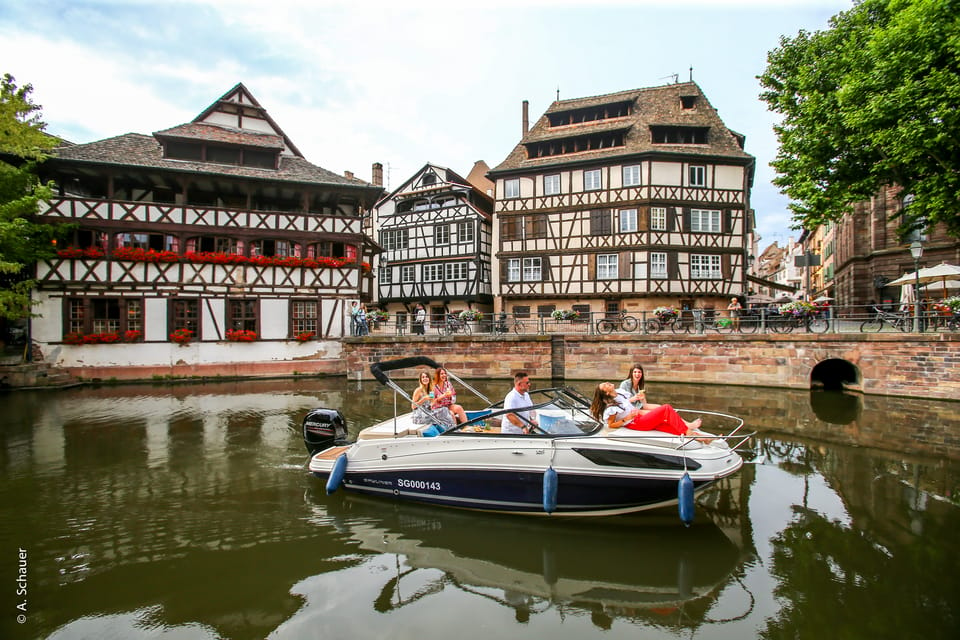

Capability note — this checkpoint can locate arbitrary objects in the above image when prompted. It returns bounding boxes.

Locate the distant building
[488,81,755,323]
[372,162,494,330]
[32,83,382,374]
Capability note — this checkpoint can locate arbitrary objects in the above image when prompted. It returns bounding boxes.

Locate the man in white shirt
[502,371,538,434]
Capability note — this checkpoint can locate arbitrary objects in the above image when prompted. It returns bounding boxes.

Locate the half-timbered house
[488,81,756,322]
[31,83,382,376]
[372,163,494,330]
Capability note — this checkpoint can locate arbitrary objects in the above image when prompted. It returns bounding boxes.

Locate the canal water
[1,377,958,640]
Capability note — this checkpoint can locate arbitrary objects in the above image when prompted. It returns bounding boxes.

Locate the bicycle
[860,306,910,333]
[438,313,472,336]
[714,309,760,333]
[768,311,829,333]
[492,313,527,335]
[644,312,694,334]
[596,310,639,334]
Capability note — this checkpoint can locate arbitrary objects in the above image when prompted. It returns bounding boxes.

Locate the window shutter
[722,254,732,280]
[668,252,679,278]
[542,255,552,281]
[724,209,732,233]
[667,207,676,231]
[638,205,649,231]
[500,258,508,283]
[619,251,631,279]
[588,254,596,280]
[681,207,691,232]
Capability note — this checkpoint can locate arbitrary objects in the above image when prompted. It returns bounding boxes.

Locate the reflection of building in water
[314,495,754,630]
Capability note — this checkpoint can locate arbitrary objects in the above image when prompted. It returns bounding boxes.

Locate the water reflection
[1,378,958,639]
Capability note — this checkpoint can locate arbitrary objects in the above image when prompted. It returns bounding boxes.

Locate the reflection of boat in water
[314,492,748,625]
[304,356,752,517]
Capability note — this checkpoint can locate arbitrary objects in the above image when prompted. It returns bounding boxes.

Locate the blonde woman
[411,371,454,428]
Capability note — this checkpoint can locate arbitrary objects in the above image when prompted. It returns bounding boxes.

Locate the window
[379,265,392,284]
[619,208,638,233]
[251,239,292,257]
[512,305,531,319]
[228,299,258,332]
[382,229,409,251]
[504,179,520,199]
[571,304,591,323]
[597,254,618,280]
[525,214,547,239]
[291,300,318,335]
[457,221,474,243]
[651,207,667,231]
[501,217,521,241]
[66,297,143,336]
[310,241,348,258]
[170,298,200,335]
[423,264,443,282]
[523,257,542,281]
[543,174,561,195]
[650,126,709,144]
[590,209,612,236]
[445,262,468,280]
[434,224,450,245]
[680,95,698,109]
[690,209,721,233]
[584,169,602,191]
[118,232,175,252]
[688,165,706,187]
[691,254,722,279]
[623,165,641,187]
[506,258,522,282]
[650,253,667,279]
[196,236,238,254]
[401,265,416,283]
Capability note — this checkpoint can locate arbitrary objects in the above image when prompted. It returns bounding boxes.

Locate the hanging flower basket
[169,328,194,345]
[367,310,389,323]
[551,309,579,321]
[459,309,482,321]
[654,306,678,321]
[779,301,817,317]
[225,329,258,342]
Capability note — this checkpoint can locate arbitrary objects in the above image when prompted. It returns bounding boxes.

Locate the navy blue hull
[311,468,714,514]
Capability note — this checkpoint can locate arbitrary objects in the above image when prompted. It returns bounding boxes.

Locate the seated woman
[589,382,704,438]
[411,370,455,429]
[432,367,468,425]
[617,364,661,411]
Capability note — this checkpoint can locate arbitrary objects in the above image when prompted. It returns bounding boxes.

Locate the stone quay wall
[343,333,960,401]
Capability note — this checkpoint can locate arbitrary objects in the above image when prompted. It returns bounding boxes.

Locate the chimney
[371,162,383,187]
[522,100,529,136]
[344,170,354,180]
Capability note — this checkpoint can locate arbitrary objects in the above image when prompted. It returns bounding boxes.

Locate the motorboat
[303,356,752,518]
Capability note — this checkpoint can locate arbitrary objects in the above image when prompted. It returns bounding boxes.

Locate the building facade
[372,163,494,330]
[488,82,756,323]
[32,84,382,372]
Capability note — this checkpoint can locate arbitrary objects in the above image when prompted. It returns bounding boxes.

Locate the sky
[1,0,853,250]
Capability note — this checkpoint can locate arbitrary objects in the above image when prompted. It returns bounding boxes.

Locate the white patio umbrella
[813,296,834,303]
[887,262,960,287]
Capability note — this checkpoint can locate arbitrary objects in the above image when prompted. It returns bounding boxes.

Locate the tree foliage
[0,73,60,321]
[759,0,960,238]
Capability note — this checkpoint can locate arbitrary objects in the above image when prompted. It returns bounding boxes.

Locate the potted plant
[225,329,258,342]
[551,309,579,321]
[367,310,389,325]
[294,330,316,343]
[169,328,194,345]
[459,309,482,321]
[654,306,678,321]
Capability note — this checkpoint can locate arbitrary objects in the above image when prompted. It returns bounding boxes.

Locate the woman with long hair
[432,367,467,425]
[411,370,454,428]
[617,364,660,411]
[590,382,702,436]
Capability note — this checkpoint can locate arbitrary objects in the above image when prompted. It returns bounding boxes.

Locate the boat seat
[606,428,704,450]
[358,424,416,440]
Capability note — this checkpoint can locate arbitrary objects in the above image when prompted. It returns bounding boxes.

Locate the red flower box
[225,329,258,342]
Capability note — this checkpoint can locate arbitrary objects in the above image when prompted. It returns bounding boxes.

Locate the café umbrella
[887,263,960,298]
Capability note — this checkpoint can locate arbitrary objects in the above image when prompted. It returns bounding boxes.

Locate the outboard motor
[302,408,348,454]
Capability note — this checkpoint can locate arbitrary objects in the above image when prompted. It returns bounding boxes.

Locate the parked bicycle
[859,306,910,333]
[438,313,472,336]
[714,308,760,333]
[768,310,829,333]
[492,313,526,335]
[645,310,708,334]
[596,309,639,334]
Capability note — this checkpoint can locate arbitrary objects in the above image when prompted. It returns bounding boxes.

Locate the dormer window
[650,126,709,144]
[680,95,698,109]
[163,141,278,169]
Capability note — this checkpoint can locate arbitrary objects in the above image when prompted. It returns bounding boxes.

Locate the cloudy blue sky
[1,0,851,250]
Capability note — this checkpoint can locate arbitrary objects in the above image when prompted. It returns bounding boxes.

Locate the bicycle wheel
[808,317,829,333]
[739,317,759,334]
[860,318,883,333]
[513,320,525,335]
[769,318,790,333]
[670,319,689,334]
[438,324,451,336]
[644,319,662,334]
[621,316,638,332]
[460,322,471,335]
[596,319,615,334]
[714,319,733,333]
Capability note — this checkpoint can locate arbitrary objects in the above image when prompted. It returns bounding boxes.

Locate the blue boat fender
[678,472,694,526]
[542,466,558,514]
[326,454,348,495]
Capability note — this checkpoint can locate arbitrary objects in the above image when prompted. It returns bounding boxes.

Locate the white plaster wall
[650,161,682,186]
[714,165,745,190]
[144,298,168,341]
[261,299,289,339]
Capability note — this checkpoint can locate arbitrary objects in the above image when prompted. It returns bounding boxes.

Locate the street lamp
[909,241,923,332]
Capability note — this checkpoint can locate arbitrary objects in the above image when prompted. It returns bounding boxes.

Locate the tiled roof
[154,123,284,149]
[51,133,373,187]
[491,81,752,174]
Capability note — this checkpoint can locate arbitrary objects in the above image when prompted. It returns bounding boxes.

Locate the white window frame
[690,209,721,233]
[622,164,641,187]
[523,257,542,282]
[434,224,450,245]
[650,252,667,279]
[506,258,521,282]
[401,265,416,283]
[690,254,722,279]
[583,169,602,191]
[619,208,638,233]
[504,178,520,199]
[379,266,392,284]
[444,262,468,280]
[423,264,444,282]
[651,207,667,231]
[543,174,561,196]
[457,221,474,243]
[382,229,408,251]
[597,254,618,280]
[688,165,706,187]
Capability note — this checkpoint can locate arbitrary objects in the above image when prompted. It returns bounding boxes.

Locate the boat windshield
[451,387,602,437]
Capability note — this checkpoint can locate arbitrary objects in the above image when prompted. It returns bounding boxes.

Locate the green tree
[0,73,60,321]
[759,0,960,238]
